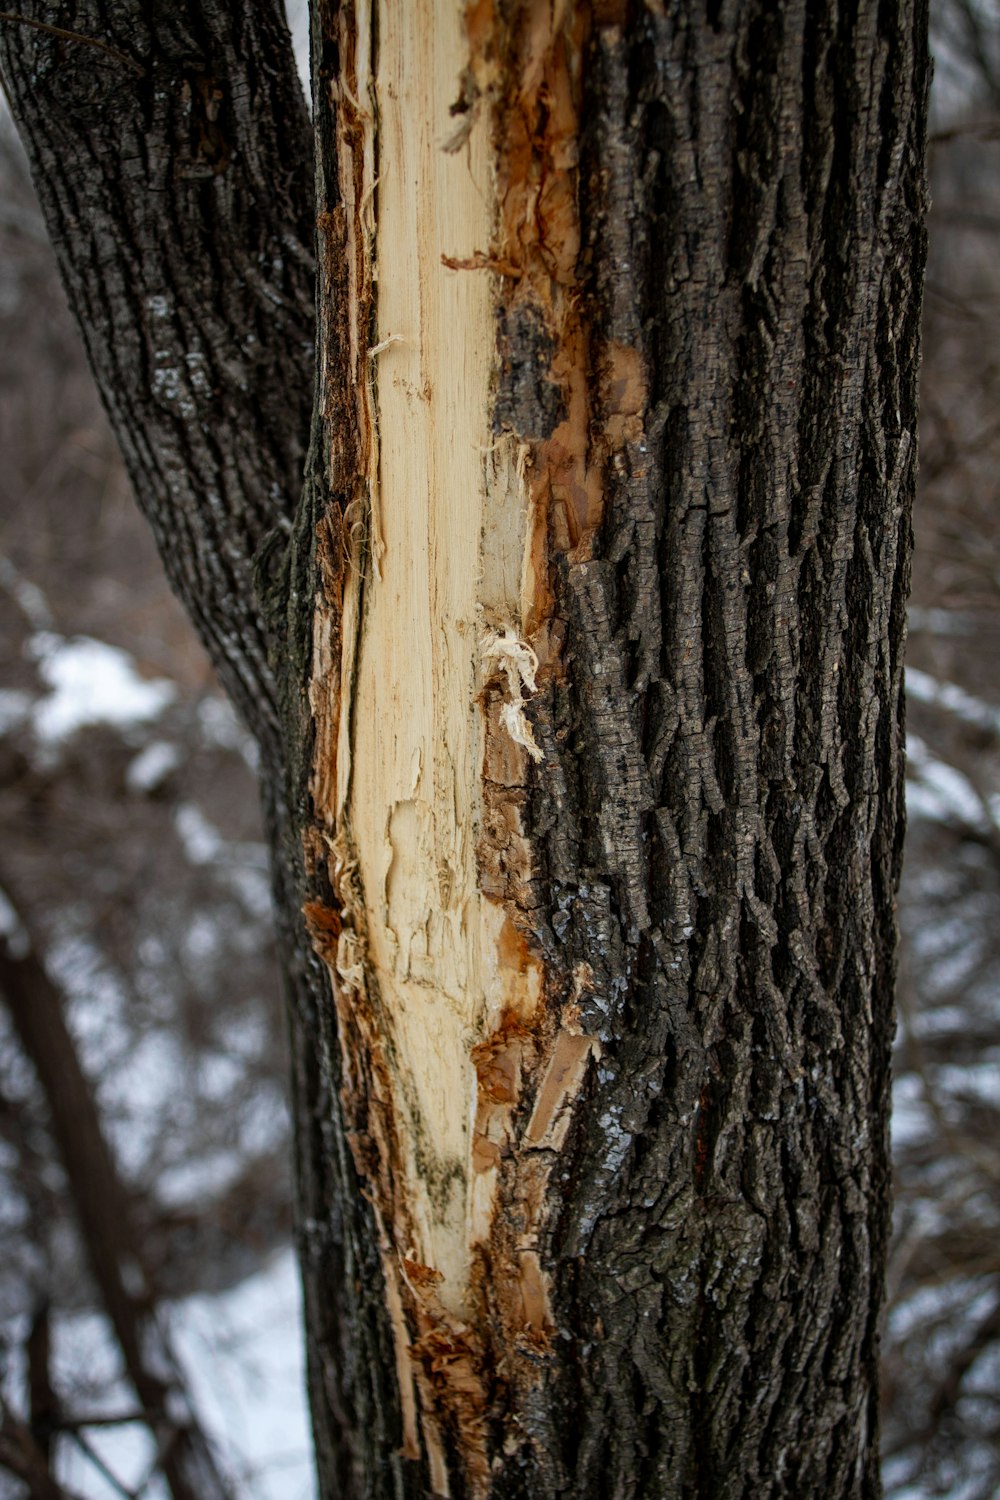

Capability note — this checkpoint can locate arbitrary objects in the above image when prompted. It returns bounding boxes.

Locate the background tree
[0,114,299,1498]
[0,3,930,1499]
[1,887,235,1500]
[880,4,1000,1495]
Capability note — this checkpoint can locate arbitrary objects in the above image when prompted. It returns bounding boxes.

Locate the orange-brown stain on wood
[302,899,341,959]
[303,1,649,1492]
[524,1029,599,1149]
[477,684,536,911]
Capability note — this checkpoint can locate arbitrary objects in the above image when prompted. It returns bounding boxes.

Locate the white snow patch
[28,633,175,743]
[907,667,1000,738]
[174,1250,315,1500]
[175,803,224,865]
[127,739,182,792]
[906,734,990,830]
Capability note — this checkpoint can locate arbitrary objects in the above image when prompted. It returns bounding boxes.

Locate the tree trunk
[298,2,929,1496]
[0,0,315,754]
[1,1,930,1497]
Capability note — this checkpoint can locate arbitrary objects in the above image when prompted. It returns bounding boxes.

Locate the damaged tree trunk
[1,0,929,1496]
[297,3,929,1496]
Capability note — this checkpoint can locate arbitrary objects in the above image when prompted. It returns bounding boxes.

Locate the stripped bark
[301,2,929,1496]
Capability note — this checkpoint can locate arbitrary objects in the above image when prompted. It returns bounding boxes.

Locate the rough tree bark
[0,2,929,1498]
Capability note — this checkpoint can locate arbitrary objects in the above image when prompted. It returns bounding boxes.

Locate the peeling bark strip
[305,1,930,1496]
[305,1,605,1490]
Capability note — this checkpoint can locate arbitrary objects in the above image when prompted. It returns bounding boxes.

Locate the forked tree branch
[0,1,315,758]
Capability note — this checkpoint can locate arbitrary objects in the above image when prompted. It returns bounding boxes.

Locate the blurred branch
[0,10,144,74]
[67,1427,139,1500]
[28,1301,57,1464]
[0,873,234,1500]
[899,1008,1000,1185]
[886,1292,1000,1460]
[55,1412,155,1431]
[954,0,1000,108]
[929,116,1000,145]
[0,1392,84,1500]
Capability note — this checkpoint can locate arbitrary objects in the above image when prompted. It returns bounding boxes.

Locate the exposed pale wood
[335,0,532,1316]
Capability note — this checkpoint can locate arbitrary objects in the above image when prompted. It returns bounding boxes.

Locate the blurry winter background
[1,1,1000,1497]
[880,4,1000,1497]
[0,4,313,1498]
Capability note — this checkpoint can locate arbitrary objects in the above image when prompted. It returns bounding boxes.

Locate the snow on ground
[27,632,176,744]
[1,626,310,1498]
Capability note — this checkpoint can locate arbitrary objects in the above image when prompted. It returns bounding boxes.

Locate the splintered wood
[308,0,600,1491]
[337,0,533,1319]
